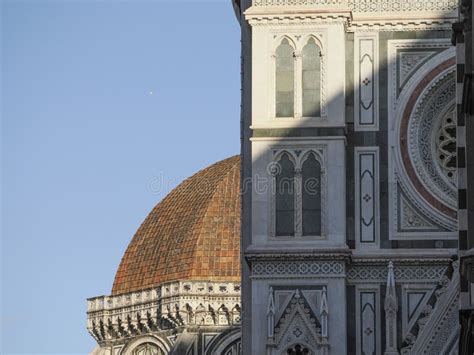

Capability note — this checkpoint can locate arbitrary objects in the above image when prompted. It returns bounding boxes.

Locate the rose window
[435,110,456,184]
[405,70,457,209]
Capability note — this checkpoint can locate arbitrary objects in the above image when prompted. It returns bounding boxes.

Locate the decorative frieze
[251,0,457,13]
[252,260,345,278]
[253,0,346,6]
[87,281,241,344]
[347,261,449,284]
[245,0,456,30]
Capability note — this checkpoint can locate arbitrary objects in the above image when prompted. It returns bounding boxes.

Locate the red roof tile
[111,156,241,295]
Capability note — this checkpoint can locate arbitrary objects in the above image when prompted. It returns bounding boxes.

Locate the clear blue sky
[1,0,240,353]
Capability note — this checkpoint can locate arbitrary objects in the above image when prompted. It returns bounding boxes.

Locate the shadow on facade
[236,2,462,353]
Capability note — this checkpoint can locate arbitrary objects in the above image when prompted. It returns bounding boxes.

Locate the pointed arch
[301,152,322,236]
[274,291,321,353]
[300,149,324,168]
[275,152,295,236]
[275,38,295,118]
[302,37,322,118]
[272,34,297,51]
[273,149,298,166]
[206,328,241,355]
[300,34,324,51]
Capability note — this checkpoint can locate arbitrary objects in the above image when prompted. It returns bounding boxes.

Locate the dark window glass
[302,38,321,117]
[276,39,294,117]
[287,344,310,355]
[276,153,295,236]
[302,153,321,236]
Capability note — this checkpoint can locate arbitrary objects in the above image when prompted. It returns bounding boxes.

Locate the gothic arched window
[275,39,295,118]
[302,38,321,117]
[275,153,295,236]
[302,153,321,236]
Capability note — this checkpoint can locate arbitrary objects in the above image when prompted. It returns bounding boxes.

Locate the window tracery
[275,152,295,236]
[276,38,295,117]
[301,152,321,236]
[272,149,325,238]
[302,38,321,118]
[435,109,456,184]
[274,36,324,119]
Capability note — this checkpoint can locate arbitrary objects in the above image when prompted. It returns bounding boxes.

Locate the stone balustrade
[87,281,241,345]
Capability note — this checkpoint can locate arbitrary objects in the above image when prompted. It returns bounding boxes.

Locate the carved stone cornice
[245,247,352,263]
[245,12,352,27]
[87,281,241,345]
[245,245,351,256]
[250,0,457,13]
[349,20,455,32]
[244,4,351,27]
[244,0,457,30]
[244,0,457,29]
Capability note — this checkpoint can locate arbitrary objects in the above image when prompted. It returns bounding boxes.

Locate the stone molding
[250,0,457,14]
[244,1,457,29]
[245,8,351,27]
[347,259,451,284]
[248,255,451,283]
[252,260,346,278]
[245,249,352,261]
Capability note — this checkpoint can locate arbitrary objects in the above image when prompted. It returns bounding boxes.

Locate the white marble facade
[241,0,460,354]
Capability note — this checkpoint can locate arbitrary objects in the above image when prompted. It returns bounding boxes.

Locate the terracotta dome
[112,156,241,295]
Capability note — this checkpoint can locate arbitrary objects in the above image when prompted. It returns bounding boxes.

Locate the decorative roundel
[399,57,457,218]
[409,71,456,205]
